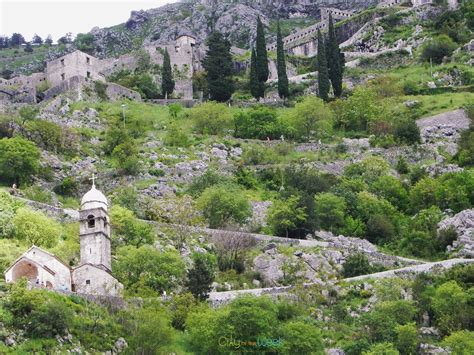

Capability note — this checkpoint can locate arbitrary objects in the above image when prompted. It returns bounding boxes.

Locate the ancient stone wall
[105,82,142,101]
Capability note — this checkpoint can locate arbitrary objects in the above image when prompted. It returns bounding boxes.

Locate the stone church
[4,182,123,296]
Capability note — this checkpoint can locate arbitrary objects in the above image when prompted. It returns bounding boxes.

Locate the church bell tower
[79,176,111,270]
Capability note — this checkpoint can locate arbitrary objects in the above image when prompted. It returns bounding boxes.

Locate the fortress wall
[105,82,142,101]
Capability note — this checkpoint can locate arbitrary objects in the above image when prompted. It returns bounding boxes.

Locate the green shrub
[197,184,251,228]
[420,35,457,64]
[191,102,233,135]
[0,137,40,185]
[342,253,372,278]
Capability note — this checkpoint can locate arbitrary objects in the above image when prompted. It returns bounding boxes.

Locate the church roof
[81,183,108,211]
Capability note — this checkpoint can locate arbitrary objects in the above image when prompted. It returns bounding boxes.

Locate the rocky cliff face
[90,0,381,57]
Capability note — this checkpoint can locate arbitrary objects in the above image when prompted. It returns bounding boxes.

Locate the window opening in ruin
[61,73,65,81]
[86,280,90,285]
[61,59,65,66]
[87,215,95,228]
[86,57,90,64]
[86,71,91,78]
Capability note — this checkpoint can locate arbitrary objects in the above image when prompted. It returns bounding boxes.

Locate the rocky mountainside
[90,0,380,57]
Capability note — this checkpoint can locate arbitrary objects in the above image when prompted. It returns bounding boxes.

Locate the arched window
[87,215,95,228]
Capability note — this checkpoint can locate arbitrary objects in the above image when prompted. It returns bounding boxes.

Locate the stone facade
[46,50,105,87]
[79,206,111,269]
[5,184,122,297]
[4,246,72,291]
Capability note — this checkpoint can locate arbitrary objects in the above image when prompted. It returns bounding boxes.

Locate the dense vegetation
[0,1,473,353]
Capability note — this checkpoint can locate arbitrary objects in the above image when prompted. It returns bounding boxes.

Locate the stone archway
[11,259,39,283]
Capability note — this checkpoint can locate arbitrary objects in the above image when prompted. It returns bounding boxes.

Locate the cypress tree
[202,31,235,102]
[316,30,330,101]
[256,17,269,84]
[161,48,175,98]
[326,14,344,97]
[276,21,289,99]
[249,48,264,100]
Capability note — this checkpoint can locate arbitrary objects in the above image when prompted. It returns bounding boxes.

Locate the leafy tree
[249,48,264,100]
[342,253,372,278]
[170,292,198,330]
[0,36,9,49]
[286,96,333,140]
[111,138,140,175]
[395,323,418,355]
[363,342,399,355]
[161,48,175,98]
[0,137,40,185]
[442,330,474,355]
[334,87,379,131]
[13,207,62,248]
[191,101,233,135]
[314,192,346,232]
[124,305,174,354]
[420,35,457,64]
[234,105,288,139]
[74,33,95,54]
[276,21,289,99]
[278,321,324,354]
[203,31,234,102]
[432,281,469,335]
[256,17,269,84]
[344,156,390,184]
[10,33,25,47]
[197,184,251,228]
[267,195,307,238]
[0,191,23,238]
[186,254,215,300]
[371,175,408,211]
[317,30,330,101]
[394,118,421,145]
[409,177,438,212]
[18,106,38,124]
[32,34,43,45]
[114,245,185,295]
[221,296,278,348]
[326,15,344,97]
[28,299,73,337]
[366,214,395,244]
[109,205,154,248]
[44,35,53,46]
[58,32,73,44]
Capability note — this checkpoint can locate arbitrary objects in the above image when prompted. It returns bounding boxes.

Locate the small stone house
[4,183,123,296]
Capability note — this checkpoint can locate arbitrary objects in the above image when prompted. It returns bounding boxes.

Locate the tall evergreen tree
[203,31,234,102]
[276,21,289,99]
[249,48,264,100]
[316,30,330,101]
[185,257,214,300]
[161,48,175,98]
[326,14,344,97]
[255,17,269,84]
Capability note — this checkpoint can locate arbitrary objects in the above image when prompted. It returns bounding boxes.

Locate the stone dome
[81,184,108,211]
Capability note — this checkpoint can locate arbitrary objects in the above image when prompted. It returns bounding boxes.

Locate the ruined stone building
[4,183,123,297]
[1,34,198,104]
